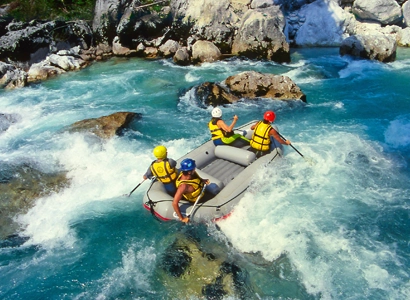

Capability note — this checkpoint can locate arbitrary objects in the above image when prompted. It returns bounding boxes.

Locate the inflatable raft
[143,120,284,222]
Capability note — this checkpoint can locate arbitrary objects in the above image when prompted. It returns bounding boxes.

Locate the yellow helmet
[153,145,167,159]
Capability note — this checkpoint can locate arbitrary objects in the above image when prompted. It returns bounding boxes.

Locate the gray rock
[0,163,69,239]
[397,28,410,47]
[231,6,290,62]
[352,0,402,25]
[340,34,397,62]
[0,113,21,132]
[224,71,306,101]
[0,62,27,89]
[173,47,191,66]
[403,1,410,27]
[158,39,180,58]
[67,111,142,139]
[294,0,356,47]
[191,40,221,64]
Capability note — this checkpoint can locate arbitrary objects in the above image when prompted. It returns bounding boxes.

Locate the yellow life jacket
[150,159,177,184]
[208,118,224,140]
[176,172,204,202]
[250,121,272,151]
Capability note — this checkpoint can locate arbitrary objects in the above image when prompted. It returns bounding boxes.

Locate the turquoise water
[1,47,410,299]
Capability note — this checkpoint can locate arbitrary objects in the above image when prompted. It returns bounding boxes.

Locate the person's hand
[203,179,210,185]
[233,115,238,121]
[181,217,189,223]
[285,140,291,145]
[143,175,147,180]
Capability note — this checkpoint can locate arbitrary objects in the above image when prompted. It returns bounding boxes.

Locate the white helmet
[211,107,222,118]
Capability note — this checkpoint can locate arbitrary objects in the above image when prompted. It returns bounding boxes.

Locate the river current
[1,47,410,299]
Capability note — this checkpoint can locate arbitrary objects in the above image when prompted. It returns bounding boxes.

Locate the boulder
[294,0,356,47]
[0,113,21,133]
[403,1,410,27]
[340,34,397,62]
[231,6,290,62]
[173,47,191,66]
[224,71,306,102]
[195,82,240,106]
[67,112,142,139]
[0,163,69,239]
[397,28,410,47]
[352,0,402,25]
[171,0,241,54]
[0,62,27,89]
[112,36,137,56]
[191,40,222,64]
[92,0,122,45]
[158,39,180,58]
[157,232,252,299]
[0,19,93,64]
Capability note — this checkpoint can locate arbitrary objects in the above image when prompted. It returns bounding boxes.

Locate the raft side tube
[214,145,256,166]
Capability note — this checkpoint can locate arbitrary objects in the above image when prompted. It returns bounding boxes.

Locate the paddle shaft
[127,179,146,197]
[187,184,207,218]
[277,132,305,158]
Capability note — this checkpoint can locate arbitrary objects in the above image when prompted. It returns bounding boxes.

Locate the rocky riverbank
[1,0,410,89]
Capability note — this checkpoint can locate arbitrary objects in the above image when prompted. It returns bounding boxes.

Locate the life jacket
[250,121,272,151]
[176,172,204,202]
[150,159,177,184]
[208,118,224,140]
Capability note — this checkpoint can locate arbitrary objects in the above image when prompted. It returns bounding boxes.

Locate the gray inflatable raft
[143,120,284,222]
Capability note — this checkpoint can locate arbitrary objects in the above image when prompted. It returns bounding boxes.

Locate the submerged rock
[157,232,252,299]
[0,163,69,239]
[67,111,142,139]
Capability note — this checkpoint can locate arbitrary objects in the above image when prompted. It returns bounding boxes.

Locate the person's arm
[172,185,189,223]
[143,164,154,180]
[270,128,291,145]
[217,115,238,133]
[250,121,258,130]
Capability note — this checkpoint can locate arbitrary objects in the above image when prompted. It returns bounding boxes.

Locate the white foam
[218,130,407,298]
[384,117,410,148]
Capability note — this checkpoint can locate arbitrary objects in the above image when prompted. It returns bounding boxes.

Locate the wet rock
[294,0,356,47]
[160,241,192,277]
[173,47,191,66]
[191,40,222,64]
[157,233,252,299]
[67,111,142,139]
[352,0,402,25]
[232,6,290,62]
[0,163,69,239]
[195,82,239,106]
[0,62,27,89]
[224,71,307,102]
[340,34,397,62]
[158,39,180,58]
[0,112,21,132]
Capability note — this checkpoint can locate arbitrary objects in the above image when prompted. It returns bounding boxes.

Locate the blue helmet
[180,158,196,171]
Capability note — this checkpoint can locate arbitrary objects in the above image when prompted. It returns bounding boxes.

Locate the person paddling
[208,107,250,147]
[249,111,291,158]
[172,158,209,223]
[143,145,178,196]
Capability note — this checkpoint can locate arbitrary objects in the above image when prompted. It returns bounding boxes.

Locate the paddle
[277,132,316,166]
[125,178,147,197]
[186,184,207,219]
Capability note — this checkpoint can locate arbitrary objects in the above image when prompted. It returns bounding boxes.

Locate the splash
[218,131,410,299]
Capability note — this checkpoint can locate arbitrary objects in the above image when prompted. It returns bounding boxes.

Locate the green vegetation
[0,0,170,22]
[0,0,96,22]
